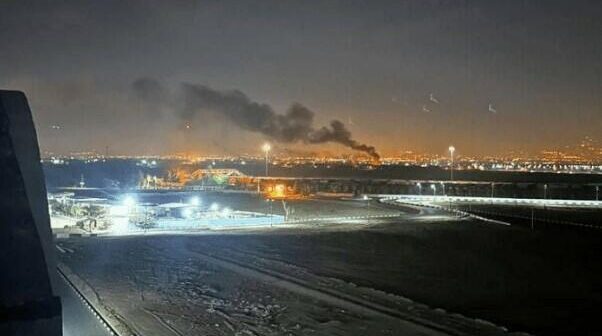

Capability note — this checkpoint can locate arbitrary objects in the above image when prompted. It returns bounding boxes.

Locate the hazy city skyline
[1,0,601,157]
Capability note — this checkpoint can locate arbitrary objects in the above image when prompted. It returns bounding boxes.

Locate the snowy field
[51,192,408,235]
[129,191,405,221]
[55,197,602,336]
[56,227,514,336]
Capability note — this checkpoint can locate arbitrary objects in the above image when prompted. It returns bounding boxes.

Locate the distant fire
[273,184,286,198]
[264,183,301,199]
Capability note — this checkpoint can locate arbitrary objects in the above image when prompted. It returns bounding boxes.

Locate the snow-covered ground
[54,198,522,336]
[57,230,514,336]
[55,196,602,336]
[50,192,404,235]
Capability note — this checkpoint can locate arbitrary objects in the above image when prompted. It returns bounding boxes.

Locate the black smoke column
[133,78,380,160]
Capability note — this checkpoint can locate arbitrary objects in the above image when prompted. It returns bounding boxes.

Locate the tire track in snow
[189,250,454,336]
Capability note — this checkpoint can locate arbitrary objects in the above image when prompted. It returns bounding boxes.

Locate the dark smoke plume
[133,78,379,159]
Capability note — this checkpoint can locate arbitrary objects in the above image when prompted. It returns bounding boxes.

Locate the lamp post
[431,184,436,196]
[417,183,422,196]
[266,199,274,227]
[448,146,455,181]
[262,143,271,177]
[544,184,548,199]
[596,186,599,201]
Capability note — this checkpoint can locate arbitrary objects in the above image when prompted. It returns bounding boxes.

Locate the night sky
[1,0,601,157]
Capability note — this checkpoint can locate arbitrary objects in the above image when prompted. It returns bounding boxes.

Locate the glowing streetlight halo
[182,208,193,219]
[123,195,136,208]
[189,196,201,206]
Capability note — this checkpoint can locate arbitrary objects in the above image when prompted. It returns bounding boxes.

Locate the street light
[417,183,422,195]
[262,143,271,177]
[596,186,599,201]
[222,207,232,216]
[448,146,455,181]
[431,184,436,196]
[123,195,136,208]
[189,196,200,206]
[182,208,193,219]
[544,184,548,199]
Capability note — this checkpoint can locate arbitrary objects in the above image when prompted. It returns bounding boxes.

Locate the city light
[123,195,136,207]
[210,202,220,211]
[189,196,201,206]
[268,184,286,198]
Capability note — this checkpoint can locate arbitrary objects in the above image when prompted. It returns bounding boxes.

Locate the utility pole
[531,208,535,231]
[544,184,548,199]
[448,146,455,181]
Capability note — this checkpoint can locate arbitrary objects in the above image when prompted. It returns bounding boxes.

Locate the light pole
[596,186,599,201]
[267,199,274,227]
[491,183,495,198]
[543,184,548,199]
[417,183,422,195]
[441,182,446,196]
[431,184,436,196]
[448,146,455,181]
[262,143,271,177]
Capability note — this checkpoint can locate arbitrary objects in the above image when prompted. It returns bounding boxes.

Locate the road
[384,194,602,208]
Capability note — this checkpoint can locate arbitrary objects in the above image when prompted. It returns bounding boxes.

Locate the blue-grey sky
[1,0,601,157]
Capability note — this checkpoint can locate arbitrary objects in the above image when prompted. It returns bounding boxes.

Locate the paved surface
[383,194,602,208]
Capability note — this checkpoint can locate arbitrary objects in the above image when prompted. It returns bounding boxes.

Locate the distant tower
[79,174,85,188]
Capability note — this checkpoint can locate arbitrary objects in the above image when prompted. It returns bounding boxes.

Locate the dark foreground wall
[0,91,61,335]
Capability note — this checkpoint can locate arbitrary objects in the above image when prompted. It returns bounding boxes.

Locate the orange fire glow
[265,183,301,199]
